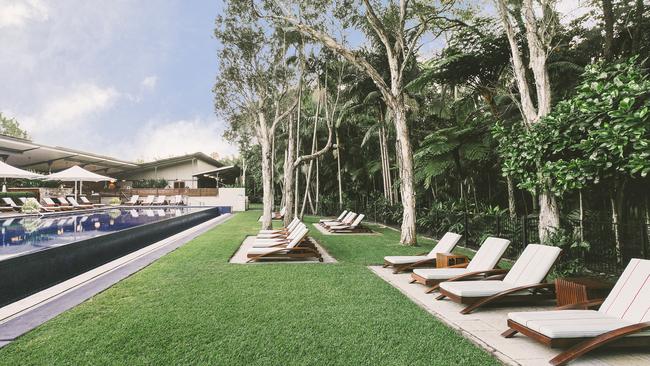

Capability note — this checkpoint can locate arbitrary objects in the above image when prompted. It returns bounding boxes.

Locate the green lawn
[0,211,498,366]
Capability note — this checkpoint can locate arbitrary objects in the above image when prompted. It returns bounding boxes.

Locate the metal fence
[315,201,650,275]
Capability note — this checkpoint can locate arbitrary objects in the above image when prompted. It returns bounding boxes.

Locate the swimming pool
[0,206,226,307]
[0,207,207,261]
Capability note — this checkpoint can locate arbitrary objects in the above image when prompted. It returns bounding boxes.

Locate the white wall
[123,159,219,188]
[187,188,247,211]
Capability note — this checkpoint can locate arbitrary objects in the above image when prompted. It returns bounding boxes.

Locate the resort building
[0,134,246,210]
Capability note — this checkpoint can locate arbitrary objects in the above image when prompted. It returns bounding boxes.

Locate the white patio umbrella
[44,165,115,199]
[0,161,44,192]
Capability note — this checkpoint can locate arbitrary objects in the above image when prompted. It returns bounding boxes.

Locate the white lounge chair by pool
[503,258,650,365]
[383,232,463,273]
[125,195,140,205]
[437,244,562,314]
[411,237,511,292]
[141,195,155,205]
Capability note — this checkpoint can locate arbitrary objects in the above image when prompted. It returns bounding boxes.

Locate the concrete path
[0,213,232,348]
[370,265,650,366]
[230,235,337,264]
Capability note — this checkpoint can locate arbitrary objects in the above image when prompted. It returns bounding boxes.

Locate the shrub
[0,192,35,199]
[132,179,168,188]
[20,199,40,214]
[109,197,121,205]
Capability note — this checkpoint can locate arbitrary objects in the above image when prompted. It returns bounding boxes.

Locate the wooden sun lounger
[253,225,309,248]
[320,212,356,228]
[502,258,650,365]
[247,228,321,262]
[80,196,106,207]
[383,232,463,274]
[43,197,74,211]
[437,244,562,314]
[410,237,510,293]
[125,195,140,205]
[271,206,286,220]
[256,218,301,239]
[1,197,21,212]
[326,214,369,233]
[319,210,348,223]
[66,197,93,209]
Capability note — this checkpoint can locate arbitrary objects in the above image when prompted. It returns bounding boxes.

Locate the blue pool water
[0,207,207,260]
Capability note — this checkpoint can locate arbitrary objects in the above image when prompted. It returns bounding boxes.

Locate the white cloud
[21,84,119,134]
[0,0,49,29]
[140,75,158,91]
[123,118,238,162]
[556,0,595,24]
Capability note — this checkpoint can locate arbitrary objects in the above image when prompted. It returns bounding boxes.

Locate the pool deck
[0,213,232,348]
[370,265,650,366]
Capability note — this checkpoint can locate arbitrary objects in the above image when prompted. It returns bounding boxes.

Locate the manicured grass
[0,211,498,366]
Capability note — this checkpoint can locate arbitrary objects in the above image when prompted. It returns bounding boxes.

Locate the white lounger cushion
[502,244,562,286]
[383,232,462,265]
[599,258,650,323]
[248,247,291,256]
[412,268,470,280]
[384,255,430,265]
[427,232,463,257]
[252,241,289,248]
[508,310,637,338]
[439,280,515,297]
[414,236,511,279]
[439,244,561,298]
[465,237,510,271]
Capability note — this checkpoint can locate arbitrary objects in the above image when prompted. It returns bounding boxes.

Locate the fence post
[642,223,649,259]
[463,211,469,247]
[496,215,501,237]
[521,215,528,249]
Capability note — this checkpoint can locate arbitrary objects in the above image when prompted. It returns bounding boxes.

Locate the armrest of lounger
[555,298,606,311]
[459,283,555,314]
[393,257,437,273]
[443,268,509,283]
[550,322,650,366]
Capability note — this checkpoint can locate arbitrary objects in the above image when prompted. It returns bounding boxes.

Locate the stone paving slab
[230,235,337,264]
[369,265,650,366]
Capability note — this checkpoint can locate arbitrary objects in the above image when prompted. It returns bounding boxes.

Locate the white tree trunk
[283,115,296,227]
[393,103,417,245]
[336,131,343,211]
[507,175,516,219]
[260,135,274,230]
[538,191,560,243]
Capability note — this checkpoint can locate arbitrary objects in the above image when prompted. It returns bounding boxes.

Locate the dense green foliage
[0,113,29,140]
[131,179,169,189]
[0,211,498,365]
[495,57,650,196]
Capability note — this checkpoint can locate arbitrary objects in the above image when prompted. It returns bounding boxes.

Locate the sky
[0,0,237,162]
[0,0,593,163]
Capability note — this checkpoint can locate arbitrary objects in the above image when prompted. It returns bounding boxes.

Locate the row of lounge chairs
[318,210,367,233]
[0,196,105,213]
[383,232,650,365]
[124,195,185,206]
[246,217,323,262]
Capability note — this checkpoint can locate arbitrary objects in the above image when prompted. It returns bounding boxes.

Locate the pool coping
[0,212,232,348]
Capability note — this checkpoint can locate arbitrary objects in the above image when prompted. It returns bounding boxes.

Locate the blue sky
[0,0,591,163]
[0,0,236,162]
